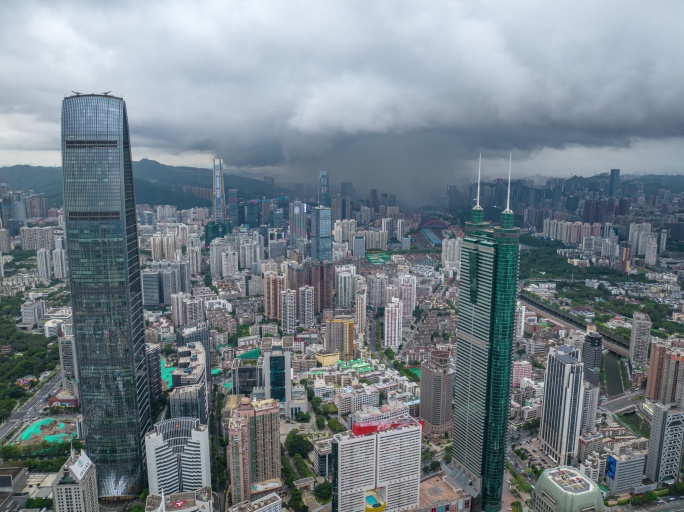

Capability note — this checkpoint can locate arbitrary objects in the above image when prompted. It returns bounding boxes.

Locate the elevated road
[519,292,630,358]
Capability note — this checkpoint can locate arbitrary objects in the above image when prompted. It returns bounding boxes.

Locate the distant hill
[0,159,279,208]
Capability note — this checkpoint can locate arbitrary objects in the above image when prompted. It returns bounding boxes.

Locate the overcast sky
[1,0,683,200]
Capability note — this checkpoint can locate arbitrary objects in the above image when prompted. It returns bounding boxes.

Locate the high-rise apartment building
[52,450,98,512]
[146,343,163,404]
[399,275,416,319]
[420,350,454,437]
[264,272,285,320]
[629,313,651,369]
[451,178,519,511]
[213,158,225,222]
[312,206,332,262]
[229,493,282,512]
[318,171,330,207]
[646,403,684,487]
[580,383,599,435]
[52,248,68,278]
[325,318,355,360]
[332,418,422,512]
[384,298,402,348]
[37,247,51,279]
[646,341,684,405]
[540,346,585,465]
[512,360,532,388]
[145,417,211,495]
[59,335,79,399]
[280,289,297,335]
[62,94,150,497]
[355,287,367,335]
[298,285,315,327]
[228,398,281,504]
[368,273,388,309]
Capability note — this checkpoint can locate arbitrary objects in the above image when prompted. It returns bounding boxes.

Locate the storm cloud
[1,0,684,200]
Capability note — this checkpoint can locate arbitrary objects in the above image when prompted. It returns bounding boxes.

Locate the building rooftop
[535,466,604,511]
[419,474,470,508]
[229,492,281,512]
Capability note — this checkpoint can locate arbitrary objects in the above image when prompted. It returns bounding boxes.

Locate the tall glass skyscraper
[311,206,332,262]
[452,177,519,511]
[213,158,225,222]
[318,171,330,207]
[62,94,151,498]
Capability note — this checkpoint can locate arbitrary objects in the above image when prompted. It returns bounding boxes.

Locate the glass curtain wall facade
[311,206,332,262]
[452,205,519,512]
[62,94,151,498]
[213,158,225,222]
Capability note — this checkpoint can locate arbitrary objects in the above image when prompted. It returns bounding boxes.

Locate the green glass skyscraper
[62,94,150,497]
[452,157,519,511]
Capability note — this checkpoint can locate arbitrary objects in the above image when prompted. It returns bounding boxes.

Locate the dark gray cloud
[1,0,684,201]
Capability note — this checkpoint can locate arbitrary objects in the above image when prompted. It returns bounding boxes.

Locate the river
[603,351,625,397]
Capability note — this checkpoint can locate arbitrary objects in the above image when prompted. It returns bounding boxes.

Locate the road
[0,372,62,441]
[601,392,642,413]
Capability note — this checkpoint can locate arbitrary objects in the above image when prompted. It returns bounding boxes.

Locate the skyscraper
[539,345,585,465]
[582,330,602,387]
[629,313,651,369]
[452,157,519,511]
[213,158,225,222]
[62,94,150,497]
[384,297,402,348]
[609,168,620,198]
[311,206,332,262]
[318,171,330,207]
[646,403,684,486]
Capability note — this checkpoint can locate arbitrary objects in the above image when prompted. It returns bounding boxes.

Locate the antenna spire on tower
[476,153,482,208]
[505,152,512,213]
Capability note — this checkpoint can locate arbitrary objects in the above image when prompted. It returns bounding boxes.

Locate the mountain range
[0,159,278,209]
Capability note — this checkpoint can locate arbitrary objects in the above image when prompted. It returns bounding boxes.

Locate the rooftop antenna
[475,153,482,208]
[505,152,513,213]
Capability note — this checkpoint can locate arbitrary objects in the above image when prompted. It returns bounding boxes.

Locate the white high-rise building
[628,222,651,256]
[336,270,356,308]
[385,284,399,305]
[441,237,461,277]
[298,286,315,328]
[646,403,684,487]
[145,417,211,495]
[280,289,297,335]
[332,418,422,512]
[188,245,202,275]
[381,218,393,239]
[630,313,652,369]
[384,298,403,348]
[52,450,98,512]
[52,248,68,279]
[221,250,239,278]
[645,234,658,266]
[580,383,599,435]
[37,248,52,279]
[355,287,367,335]
[396,219,406,240]
[540,345,585,465]
[334,219,358,244]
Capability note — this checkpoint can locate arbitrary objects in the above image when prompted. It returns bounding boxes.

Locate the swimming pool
[366,496,379,507]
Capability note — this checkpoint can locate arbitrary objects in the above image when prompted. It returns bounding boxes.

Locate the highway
[0,372,62,442]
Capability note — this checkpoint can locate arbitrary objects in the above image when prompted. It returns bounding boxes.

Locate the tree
[310,397,322,409]
[315,415,326,430]
[384,347,395,360]
[327,417,346,434]
[314,480,333,502]
[285,430,314,457]
[296,411,311,423]
[443,450,452,464]
[430,460,440,472]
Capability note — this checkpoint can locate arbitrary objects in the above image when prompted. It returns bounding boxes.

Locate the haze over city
[2,0,684,200]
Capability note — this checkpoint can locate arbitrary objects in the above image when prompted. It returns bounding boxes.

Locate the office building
[280,289,297,335]
[146,343,163,404]
[540,345,585,465]
[169,342,209,423]
[213,158,225,222]
[352,235,366,258]
[646,403,684,487]
[331,418,422,512]
[384,297,402,348]
[312,206,332,262]
[629,313,651,369]
[313,439,333,477]
[605,450,646,496]
[325,318,355,361]
[582,331,602,387]
[37,248,51,279]
[318,171,330,207]
[451,176,519,511]
[532,467,605,512]
[420,350,454,437]
[228,397,281,505]
[228,188,239,221]
[52,450,98,512]
[261,342,294,416]
[229,493,282,512]
[145,417,211,495]
[62,93,150,497]
[289,200,307,247]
